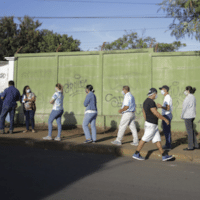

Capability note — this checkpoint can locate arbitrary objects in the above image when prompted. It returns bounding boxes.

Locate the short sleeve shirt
[143,98,158,125]
[52,92,64,110]
[121,92,136,113]
[162,94,173,115]
[22,93,35,110]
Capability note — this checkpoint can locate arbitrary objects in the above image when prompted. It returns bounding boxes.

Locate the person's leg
[128,113,138,143]
[116,113,131,142]
[24,110,30,130]
[9,106,15,131]
[90,113,97,142]
[55,110,63,138]
[0,105,9,131]
[82,113,92,140]
[48,110,56,137]
[191,118,199,149]
[162,115,172,148]
[184,119,194,149]
[29,110,35,130]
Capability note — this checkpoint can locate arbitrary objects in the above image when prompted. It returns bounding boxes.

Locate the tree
[38,30,80,52]
[0,17,18,60]
[158,0,200,41]
[100,31,186,52]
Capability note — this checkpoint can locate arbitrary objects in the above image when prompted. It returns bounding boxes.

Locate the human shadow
[62,111,77,130]
[104,120,118,133]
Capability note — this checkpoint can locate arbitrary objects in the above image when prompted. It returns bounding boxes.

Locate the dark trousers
[162,114,172,148]
[24,110,35,130]
[0,105,16,130]
[184,118,199,149]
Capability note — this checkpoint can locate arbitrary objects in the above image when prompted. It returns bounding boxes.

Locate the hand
[164,118,169,125]
[156,103,162,108]
[118,109,122,113]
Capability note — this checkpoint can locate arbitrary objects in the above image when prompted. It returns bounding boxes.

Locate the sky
[0,0,199,51]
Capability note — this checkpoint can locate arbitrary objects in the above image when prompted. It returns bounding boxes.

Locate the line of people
[0,81,198,161]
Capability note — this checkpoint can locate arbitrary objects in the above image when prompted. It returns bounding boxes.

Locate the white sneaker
[111,140,122,146]
[54,137,61,141]
[130,142,139,146]
[43,136,52,140]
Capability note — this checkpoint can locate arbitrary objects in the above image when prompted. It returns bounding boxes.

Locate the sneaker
[92,141,96,143]
[130,142,139,146]
[132,153,145,161]
[162,155,173,161]
[162,145,171,150]
[84,139,93,143]
[9,130,13,134]
[43,136,52,140]
[54,137,61,141]
[111,140,122,146]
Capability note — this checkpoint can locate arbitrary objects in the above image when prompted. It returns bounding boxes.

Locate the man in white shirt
[157,85,173,150]
[111,86,138,146]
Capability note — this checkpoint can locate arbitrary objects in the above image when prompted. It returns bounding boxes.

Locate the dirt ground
[3,122,200,149]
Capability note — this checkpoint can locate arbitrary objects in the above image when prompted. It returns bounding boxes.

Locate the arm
[118,106,129,113]
[50,93,57,104]
[150,107,169,125]
[142,108,146,121]
[157,103,170,111]
[84,94,90,107]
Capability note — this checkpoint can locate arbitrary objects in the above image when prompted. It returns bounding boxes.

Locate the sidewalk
[0,125,200,163]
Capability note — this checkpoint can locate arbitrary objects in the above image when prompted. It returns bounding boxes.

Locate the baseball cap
[159,85,169,92]
[147,88,157,96]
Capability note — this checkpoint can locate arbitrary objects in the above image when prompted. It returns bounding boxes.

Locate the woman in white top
[21,85,36,133]
[181,86,199,150]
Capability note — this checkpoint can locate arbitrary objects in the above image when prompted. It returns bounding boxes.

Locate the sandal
[23,130,29,133]
[32,129,36,133]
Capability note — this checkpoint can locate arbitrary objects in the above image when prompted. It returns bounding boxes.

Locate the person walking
[21,85,36,133]
[0,81,20,134]
[157,85,173,150]
[43,83,64,141]
[181,86,199,150]
[111,86,138,146]
[132,88,173,161]
[82,85,97,143]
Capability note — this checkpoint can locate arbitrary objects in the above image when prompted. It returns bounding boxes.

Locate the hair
[56,83,63,93]
[186,86,196,94]
[86,85,95,93]
[9,81,14,86]
[123,86,130,92]
[23,85,29,95]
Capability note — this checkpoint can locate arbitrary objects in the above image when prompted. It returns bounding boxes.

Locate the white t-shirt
[162,94,173,115]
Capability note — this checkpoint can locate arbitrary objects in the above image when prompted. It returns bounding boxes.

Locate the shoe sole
[162,156,173,161]
[130,143,139,146]
[111,142,121,146]
[84,141,92,143]
[43,138,52,140]
[132,156,145,161]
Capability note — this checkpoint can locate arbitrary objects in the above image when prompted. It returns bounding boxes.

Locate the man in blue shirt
[0,81,20,134]
[111,86,139,146]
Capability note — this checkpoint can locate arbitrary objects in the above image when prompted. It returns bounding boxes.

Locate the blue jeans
[48,109,63,137]
[82,113,97,141]
[162,113,172,148]
[0,105,16,131]
[24,110,35,130]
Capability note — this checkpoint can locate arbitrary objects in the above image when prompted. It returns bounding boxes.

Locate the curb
[0,137,199,163]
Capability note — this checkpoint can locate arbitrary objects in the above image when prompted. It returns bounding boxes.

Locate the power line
[37,0,158,5]
[0,16,176,19]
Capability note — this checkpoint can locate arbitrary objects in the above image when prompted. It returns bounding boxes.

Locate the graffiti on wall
[63,74,87,97]
[0,73,6,79]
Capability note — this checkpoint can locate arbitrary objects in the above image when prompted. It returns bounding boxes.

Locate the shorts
[141,121,161,143]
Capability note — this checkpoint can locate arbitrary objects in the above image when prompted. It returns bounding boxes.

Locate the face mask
[184,91,188,96]
[155,94,158,99]
[161,90,165,95]
[122,91,125,95]
[55,88,58,92]
[26,89,30,93]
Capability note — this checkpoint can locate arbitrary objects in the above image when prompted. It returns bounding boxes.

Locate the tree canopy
[100,31,186,52]
[158,0,200,41]
[0,16,80,60]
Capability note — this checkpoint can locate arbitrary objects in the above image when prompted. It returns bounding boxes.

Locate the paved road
[0,145,200,200]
